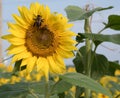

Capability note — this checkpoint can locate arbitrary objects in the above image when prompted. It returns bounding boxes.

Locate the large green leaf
[73,46,109,79]
[105,15,120,30]
[51,80,72,94]
[65,6,113,21]
[0,82,29,98]
[0,81,47,98]
[91,53,109,79]
[60,72,112,98]
[77,33,120,45]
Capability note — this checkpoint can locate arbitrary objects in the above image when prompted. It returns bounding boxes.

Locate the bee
[33,15,44,28]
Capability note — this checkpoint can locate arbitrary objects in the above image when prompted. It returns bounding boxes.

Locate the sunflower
[2,2,77,81]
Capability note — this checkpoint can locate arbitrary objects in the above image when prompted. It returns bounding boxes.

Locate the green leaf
[29,81,45,94]
[65,91,74,98]
[73,46,85,73]
[60,72,112,98]
[50,95,59,98]
[0,72,12,78]
[58,92,65,98]
[26,94,44,98]
[109,81,120,91]
[106,15,120,30]
[65,6,113,21]
[77,33,120,45]
[51,80,72,94]
[73,46,109,79]
[75,86,84,98]
[0,82,29,98]
[91,53,109,79]
[108,61,120,76]
[82,6,113,20]
[65,5,85,21]
[76,33,85,44]
[0,81,48,98]
[12,59,22,73]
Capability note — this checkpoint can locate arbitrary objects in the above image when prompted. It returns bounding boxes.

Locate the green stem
[29,89,39,98]
[45,81,50,98]
[98,27,106,34]
[84,18,92,98]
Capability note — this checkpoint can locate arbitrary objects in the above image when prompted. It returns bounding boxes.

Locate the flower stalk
[84,18,92,98]
[45,80,50,98]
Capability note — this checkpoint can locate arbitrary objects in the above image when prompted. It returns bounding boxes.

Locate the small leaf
[76,33,85,44]
[65,5,85,21]
[73,46,85,73]
[65,6,113,21]
[106,15,120,30]
[60,72,112,98]
[13,59,22,73]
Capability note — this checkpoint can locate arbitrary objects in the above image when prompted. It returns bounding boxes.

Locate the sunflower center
[35,28,53,49]
[25,27,57,57]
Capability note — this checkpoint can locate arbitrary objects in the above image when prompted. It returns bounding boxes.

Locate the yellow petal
[7,22,26,30]
[59,37,77,45]
[47,56,63,73]
[8,29,26,38]
[6,45,16,50]
[30,2,41,15]
[36,57,49,81]
[21,58,28,67]
[36,57,45,71]
[59,31,77,37]
[53,53,66,71]
[1,34,13,40]
[2,34,25,45]
[26,56,37,73]
[59,45,77,51]
[43,6,50,21]
[9,37,25,45]
[12,51,32,63]
[56,48,74,58]
[18,6,32,24]
[12,14,26,26]
[8,45,26,55]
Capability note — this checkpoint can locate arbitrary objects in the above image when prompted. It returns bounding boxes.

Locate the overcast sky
[2,0,120,65]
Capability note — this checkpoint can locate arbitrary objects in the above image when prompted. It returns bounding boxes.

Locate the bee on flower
[2,2,77,81]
